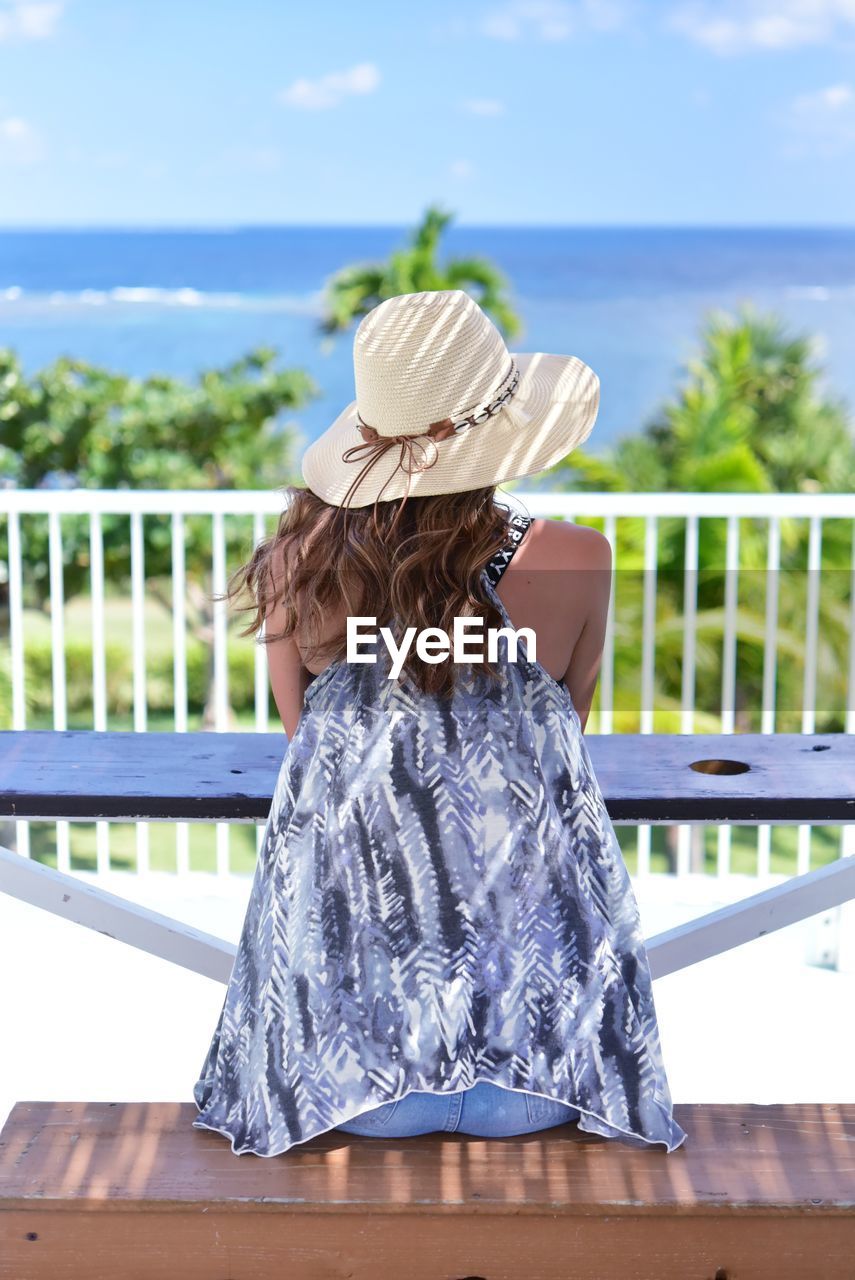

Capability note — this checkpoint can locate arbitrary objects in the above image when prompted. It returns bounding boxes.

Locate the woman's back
[285,512,613,734]
[483,514,612,729]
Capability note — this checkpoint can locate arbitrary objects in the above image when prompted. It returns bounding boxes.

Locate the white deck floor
[1,866,853,1133]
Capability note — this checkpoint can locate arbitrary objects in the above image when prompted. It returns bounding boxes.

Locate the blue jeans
[335,1081,582,1138]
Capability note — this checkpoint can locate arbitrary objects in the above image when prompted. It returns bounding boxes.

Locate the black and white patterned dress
[192,511,688,1156]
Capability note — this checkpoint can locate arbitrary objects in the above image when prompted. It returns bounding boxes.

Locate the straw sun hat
[301,289,600,510]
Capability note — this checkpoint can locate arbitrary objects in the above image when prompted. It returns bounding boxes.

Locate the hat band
[355,357,520,439]
[340,358,521,522]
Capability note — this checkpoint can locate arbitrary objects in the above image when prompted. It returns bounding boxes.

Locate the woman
[192,289,688,1156]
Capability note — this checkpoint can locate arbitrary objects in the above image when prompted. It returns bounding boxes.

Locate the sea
[1,225,853,456]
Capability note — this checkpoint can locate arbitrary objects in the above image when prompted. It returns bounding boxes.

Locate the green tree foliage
[0,346,317,726]
[533,304,855,736]
[547,302,854,613]
[0,345,316,603]
[547,302,855,496]
[320,204,522,339]
[0,346,316,497]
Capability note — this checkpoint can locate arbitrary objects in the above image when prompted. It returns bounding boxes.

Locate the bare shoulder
[514,517,612,571]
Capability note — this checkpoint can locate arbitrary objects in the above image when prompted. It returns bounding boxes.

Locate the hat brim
[300,352,600,507]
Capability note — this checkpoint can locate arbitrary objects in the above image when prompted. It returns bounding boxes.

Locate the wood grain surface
[1,1102,853,1280]
[2,729,854,824]
[1,1100,853,1212]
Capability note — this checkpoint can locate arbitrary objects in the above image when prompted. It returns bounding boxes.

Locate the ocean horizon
[2,224,854,457]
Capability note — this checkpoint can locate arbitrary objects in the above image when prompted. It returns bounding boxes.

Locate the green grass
[23,591,179,651]
[23,709,272,732]
[615,821,843,878]
[20,815,844,881]
[25,818,262,876]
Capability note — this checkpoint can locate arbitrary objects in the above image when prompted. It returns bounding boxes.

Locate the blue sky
[0,0,853,226]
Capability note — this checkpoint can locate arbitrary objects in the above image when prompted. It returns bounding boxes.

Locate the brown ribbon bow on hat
[338,358,520,528]
[339,416,457,514]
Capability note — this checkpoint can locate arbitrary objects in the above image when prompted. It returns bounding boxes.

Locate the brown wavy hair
[222,484,523,697]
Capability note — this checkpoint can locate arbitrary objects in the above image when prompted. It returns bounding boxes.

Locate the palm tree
[545,302,855,498]
[320,205,522,339]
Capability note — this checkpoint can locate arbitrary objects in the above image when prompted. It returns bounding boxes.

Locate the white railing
[3,488,855,880]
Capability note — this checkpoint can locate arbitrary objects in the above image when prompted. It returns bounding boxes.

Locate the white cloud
[1,116,29,139]
[784,81,855,155]
[802,82,855,110]
[483,1,573,40]
[277,62,380,111]
[0,1,63,41]
[481,0,627,42]
[462,97,506,116]
[0,115,44,164]
[449,158,474,178]
[668,1,855,54]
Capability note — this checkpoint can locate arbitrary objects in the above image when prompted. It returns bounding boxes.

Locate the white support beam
[2,845,854,987]
[646,855,855,979]
[0,845,236,984]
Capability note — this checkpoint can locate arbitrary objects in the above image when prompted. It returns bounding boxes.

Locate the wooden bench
[1,729,854,1277]
[1,1100,853,1280]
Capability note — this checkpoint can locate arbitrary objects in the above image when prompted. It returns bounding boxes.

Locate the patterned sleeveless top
[192,510,688,1156]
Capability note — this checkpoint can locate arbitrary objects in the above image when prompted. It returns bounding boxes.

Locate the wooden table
[2,729,854,823]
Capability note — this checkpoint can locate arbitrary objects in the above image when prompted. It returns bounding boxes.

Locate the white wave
[110,285,209,306]
[0,285,325,313]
